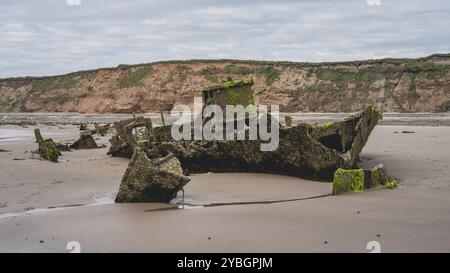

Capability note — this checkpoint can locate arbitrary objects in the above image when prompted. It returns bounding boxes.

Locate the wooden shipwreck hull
[108,105,382,181]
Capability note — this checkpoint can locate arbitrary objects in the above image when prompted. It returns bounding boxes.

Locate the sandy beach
[0,119,449,252]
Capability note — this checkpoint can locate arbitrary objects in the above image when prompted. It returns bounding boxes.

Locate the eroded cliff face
[1,54,449,113]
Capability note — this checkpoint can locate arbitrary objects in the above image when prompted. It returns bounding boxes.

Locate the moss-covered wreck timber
[77,123,110,136]
[115,147,190,203]
[365,164,398,190]
[332,164,398,195]
[107,116,155,158]
[93,123,110,136]
[332,168,365,195]
[70,131,99,150]
[203,78,254,107]
[34,128,61,162]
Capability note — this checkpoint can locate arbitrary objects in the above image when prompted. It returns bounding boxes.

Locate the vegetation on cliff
[117,66,154,88]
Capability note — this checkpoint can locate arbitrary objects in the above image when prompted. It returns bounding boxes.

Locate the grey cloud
[0,0,449,77]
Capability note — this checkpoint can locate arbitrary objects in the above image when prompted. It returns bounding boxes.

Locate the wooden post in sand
[145,118,156,143]
[34,128,44,143]
[160,110,166,126]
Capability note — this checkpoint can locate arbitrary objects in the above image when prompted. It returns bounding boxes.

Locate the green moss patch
[332,168,365,195]
[334,164,398,195]
[205,78,254,92]
[34,129,60,162]
[386,179,398,189]
[226,88,253,106]
[313,122,334,132]
[374,178,398,190]
[366,104,383,120]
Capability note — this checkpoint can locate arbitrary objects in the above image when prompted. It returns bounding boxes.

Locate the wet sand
[0,122,449,252]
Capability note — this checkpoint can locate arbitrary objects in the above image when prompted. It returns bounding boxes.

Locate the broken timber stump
[34,129,61,162]
[107,116,156,158]
[115,147,190,203]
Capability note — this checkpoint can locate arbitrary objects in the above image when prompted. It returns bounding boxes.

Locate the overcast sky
[1,0,449,78]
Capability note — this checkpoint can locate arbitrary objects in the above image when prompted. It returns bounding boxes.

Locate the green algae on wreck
[333,164,398,195]
[386,179,398,189]
[203,79,254,107]
[373,178,398,190]
[332,168,364,195]
[367,164,398,190]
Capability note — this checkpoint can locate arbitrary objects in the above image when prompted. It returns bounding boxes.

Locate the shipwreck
[110,79,384,202]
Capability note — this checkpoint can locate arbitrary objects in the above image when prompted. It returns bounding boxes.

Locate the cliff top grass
[1,53,448,84]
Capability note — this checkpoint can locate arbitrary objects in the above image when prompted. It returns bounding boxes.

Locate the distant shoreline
[1,112,450,126]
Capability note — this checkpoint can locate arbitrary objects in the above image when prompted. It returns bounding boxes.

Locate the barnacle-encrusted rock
[115,147,190,203]
[34,129,61,162]
[70,131,99,150]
